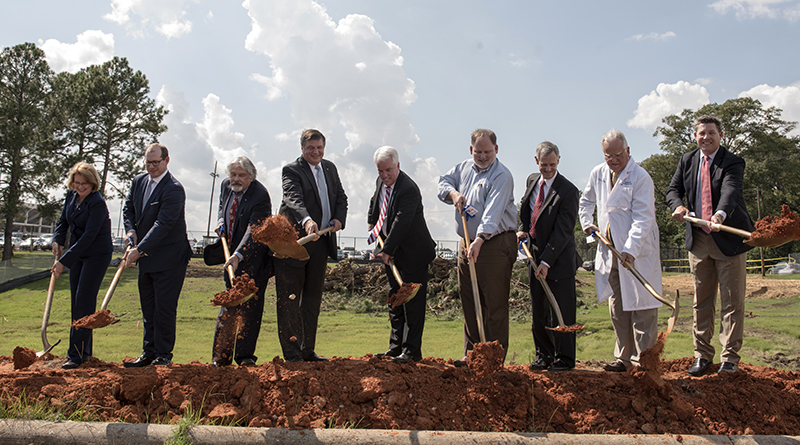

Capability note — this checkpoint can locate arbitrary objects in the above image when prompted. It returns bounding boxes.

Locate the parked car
[13,237,34,251]
[768,262,800,275]
[38,234,54,250]
[112,237,127,252]
[436,249,455,260]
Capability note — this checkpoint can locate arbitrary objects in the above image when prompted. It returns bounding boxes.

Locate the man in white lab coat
[579,129,662,372]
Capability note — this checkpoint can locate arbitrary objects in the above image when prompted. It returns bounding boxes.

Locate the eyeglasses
[145,159,165,167]
[73,181,90,188]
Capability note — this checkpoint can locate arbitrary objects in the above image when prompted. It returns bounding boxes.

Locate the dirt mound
[3,346,800,435]
[751,204,800,241]
[72,309,118,329]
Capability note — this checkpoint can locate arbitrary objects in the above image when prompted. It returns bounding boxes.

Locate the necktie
[528,179,546,239]
[367,186,391,244]
[315,165,330,229]
[607,172,617,245]
[143,178,156,206]
[228,193,239,243]
[701,155,713,234]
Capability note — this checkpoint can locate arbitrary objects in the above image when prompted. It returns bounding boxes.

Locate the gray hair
[373,146,399,165]
[227,156,257,179]
[535,141,560,159]
[601,129,628,148]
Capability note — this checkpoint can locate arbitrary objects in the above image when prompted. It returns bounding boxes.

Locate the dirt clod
[251,215,297,245]
[211,273,258,306]
[72,310,117,329]
[751,205,800,241]
[12,346,36,370]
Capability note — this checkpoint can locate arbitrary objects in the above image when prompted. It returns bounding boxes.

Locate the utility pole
[757,186,764,277]
[207,161,219,237]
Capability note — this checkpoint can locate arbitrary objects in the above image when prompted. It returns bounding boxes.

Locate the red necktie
[228,193,239,242]
[367,186,390,244]
[701,155,712,234]
[528,179,546,239]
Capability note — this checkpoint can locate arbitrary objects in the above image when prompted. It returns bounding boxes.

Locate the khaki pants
[689,228,746,364]
[608,258,658,367]
[457,231,517,359]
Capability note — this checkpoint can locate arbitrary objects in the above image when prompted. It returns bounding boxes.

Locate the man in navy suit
[212,156,272,366]
[667,115,754,376]
[275,129,348,362]
[123,143,192,367]
[517,141,581,372]
[368,146,436,364]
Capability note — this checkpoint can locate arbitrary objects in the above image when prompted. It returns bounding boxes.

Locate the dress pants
[608,257,658,367]
[457,231,517,359]
[530,266,576,367]
[385,261,428,358]
[689,227,746,364]
[275,235,329,360]
[68,252,112,363]
[138,261,187,360]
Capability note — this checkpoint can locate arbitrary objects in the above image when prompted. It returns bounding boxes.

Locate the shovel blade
[745,236,794,248]
[36,339,61,358]
[268,240,310,261]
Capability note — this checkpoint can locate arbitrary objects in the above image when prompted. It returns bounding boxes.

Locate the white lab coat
[579,156,662,311]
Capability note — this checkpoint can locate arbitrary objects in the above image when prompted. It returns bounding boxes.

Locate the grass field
[2,253,800,369]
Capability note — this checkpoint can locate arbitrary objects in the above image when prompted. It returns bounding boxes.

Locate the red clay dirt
[251,215,298,245]
[4,339,800,435]
[211,273,258,306]
[72,309,117,329]
[387,283,419,308]
[751,204,800,241]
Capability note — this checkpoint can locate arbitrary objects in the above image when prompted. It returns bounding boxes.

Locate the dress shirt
[438,158,516,239]
[694,148,727,222]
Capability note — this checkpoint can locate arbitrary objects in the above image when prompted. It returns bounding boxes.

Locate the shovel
[461,212,487,343]
[683,215,794,248]
[592,231,679,334]
[377,236,420,307]
[72,249,130,329]
[37,273,62,357]
[269,222,336,261]
[519,241,584,332]
[214,235,256,308]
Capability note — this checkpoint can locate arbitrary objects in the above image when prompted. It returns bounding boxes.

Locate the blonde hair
[66,162,101,192]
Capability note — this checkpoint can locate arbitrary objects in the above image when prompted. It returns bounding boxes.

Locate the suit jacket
[53,190,113,268]
[123,171,191,273]
[666,146,754,257]
[217,177,273,285]
[279,157,348,261]
[368,171,436,270]
[518,172,581,281]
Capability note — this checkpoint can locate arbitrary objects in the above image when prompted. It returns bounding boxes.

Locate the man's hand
[224,254,240,272]
[126,231,137,246]
[51,261,65,279]
[52,243,63,258]
[584,225,599,236]
[331,219,343,232]
[535,263,549,280]
[381,252,393,266]
[516,231,526,243]
[709,213,723,231]
[125,249,140,268]
[447,191,467,214]
[620,252,635,269]
[304,219,319,236]
[467,237,484,261]
[671,206,689,223]
[215,222,225,237]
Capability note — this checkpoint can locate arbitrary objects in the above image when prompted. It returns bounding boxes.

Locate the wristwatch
[477,234,488,242]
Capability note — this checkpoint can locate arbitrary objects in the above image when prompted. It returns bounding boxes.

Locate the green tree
[61,57,168,197]
[0,43,63,261]
[643,97,800,258]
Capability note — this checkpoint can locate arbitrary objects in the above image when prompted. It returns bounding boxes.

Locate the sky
[2,0,800,250]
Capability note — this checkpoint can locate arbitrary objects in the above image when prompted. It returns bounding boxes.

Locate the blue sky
[2,0,799,247]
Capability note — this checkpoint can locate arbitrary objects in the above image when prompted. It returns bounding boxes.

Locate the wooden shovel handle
[297,223,336,246]
[462,213,487,343]
[683,215,752,239]
[377,237,405,286]
[100,247,130,311]
[520,242,566,326]
[220,236,236,282]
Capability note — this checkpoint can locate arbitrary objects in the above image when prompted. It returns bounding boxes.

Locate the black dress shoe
[375,350,401,359]
[302,352,328,362]
[239,358,256,367]
[211,361,228,367]
[123,354,154,368]
[602,359,627,372]
[453,356,468,367]
[62,360,80,370]
[718,362,739,374]
[529,357,554,371]
[151,357,171,366]
[392,353,421,364]
[547,360,573,372]
[688,357,711,377]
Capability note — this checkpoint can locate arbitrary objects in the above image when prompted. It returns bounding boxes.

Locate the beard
[231,182,243,192]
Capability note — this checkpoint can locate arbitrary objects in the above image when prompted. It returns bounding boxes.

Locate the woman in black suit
[52,162,113,369]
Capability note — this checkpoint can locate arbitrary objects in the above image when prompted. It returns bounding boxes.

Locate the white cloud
[710,0,800,21]
[627,81,710,130]
[739,83,800,130]
[627,31,677,42]
[243,0,434,239]
[38,30,115,73]
[104,0,194,38]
